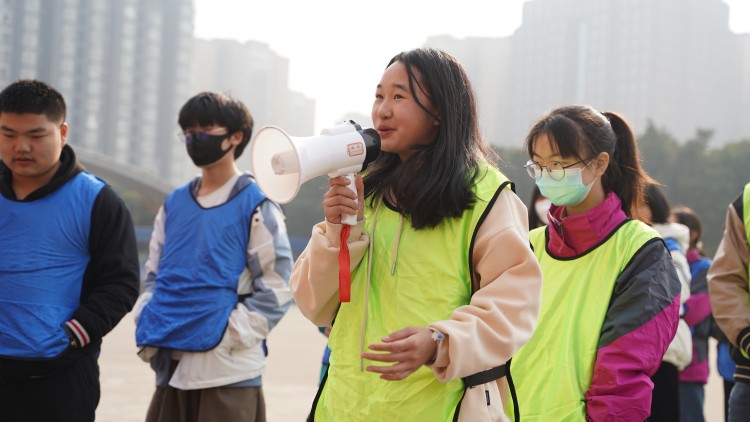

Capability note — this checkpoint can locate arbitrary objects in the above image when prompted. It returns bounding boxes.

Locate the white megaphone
[250,120,381,225]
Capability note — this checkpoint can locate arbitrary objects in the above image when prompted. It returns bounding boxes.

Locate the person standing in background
[708,182,750,422]
[672,206,713,422]
[0,79,140,421]
[512,105,680,421]
[134,91,293,422]
[640,183,692,421]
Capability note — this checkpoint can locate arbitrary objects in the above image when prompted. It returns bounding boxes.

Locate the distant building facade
[430,0,748,147]
[0,0,194,185]
[740,34,750,137]
[189,38,315,144]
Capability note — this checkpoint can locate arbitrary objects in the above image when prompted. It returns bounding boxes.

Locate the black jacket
[0,145,139,378]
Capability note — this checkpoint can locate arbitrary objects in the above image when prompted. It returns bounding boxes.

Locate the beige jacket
[291,188,542,421]
[708,197,750,363]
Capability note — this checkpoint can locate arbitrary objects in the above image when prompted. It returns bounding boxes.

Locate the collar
[685,248,702,264]
[546,191,628,257]
[652,223,690,251]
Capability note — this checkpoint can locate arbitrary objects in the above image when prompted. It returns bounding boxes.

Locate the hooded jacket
[0,145,139,377]
[652,222,693,370]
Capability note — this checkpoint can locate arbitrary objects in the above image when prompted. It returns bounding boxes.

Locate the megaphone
[250,120,381,225]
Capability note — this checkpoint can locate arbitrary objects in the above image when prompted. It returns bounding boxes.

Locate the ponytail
[601,111,653,220]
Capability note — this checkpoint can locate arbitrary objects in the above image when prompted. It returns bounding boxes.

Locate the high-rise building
[189,38,315,152]
[432,0,748,147]
[0,0,194,185]
[508,0,742,146]
[0,0,12,82]
[426,35,513,145]
[740,34,750,137]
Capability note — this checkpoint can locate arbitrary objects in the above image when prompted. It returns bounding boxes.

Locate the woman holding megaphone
[290,47,542,422]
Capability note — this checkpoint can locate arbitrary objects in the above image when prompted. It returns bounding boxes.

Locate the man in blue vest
[134,91,293,422]
[0,79,140,421]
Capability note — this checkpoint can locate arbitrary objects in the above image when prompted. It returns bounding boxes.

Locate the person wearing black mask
[134,91,293,422]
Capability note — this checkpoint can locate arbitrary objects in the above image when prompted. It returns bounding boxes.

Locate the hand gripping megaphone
[250,120,381,225]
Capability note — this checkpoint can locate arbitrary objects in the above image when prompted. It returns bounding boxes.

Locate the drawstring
[390,215,405,275]
[357,196,405,370]
[359,197,383,371]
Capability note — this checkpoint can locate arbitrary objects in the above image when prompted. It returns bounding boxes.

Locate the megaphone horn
[250,120,381,225]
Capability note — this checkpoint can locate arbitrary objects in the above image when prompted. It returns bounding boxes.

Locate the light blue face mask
[535,165,595,207]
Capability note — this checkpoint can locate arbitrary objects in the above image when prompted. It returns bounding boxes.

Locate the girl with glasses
[509,105,681,421]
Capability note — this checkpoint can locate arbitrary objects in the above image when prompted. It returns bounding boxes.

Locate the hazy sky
[194,0,750,134]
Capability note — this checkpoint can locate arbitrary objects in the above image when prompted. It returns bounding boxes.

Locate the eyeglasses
[178,131,230,144]
[524,158,594,181]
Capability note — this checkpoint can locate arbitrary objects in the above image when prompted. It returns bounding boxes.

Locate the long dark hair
[524,105,652,220]
[363,48,497,229]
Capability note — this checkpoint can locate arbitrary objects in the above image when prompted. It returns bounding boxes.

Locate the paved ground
[97,306,325,422]
[97,306,726,421]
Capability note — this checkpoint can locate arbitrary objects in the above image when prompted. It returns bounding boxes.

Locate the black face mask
[185,132,233,166]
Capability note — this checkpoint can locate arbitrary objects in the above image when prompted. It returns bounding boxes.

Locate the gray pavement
[96,306,726,421]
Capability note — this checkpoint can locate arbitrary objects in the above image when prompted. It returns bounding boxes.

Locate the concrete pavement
[96,306,726,421]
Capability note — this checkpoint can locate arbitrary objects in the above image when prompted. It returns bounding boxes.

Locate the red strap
[338,225,352,302]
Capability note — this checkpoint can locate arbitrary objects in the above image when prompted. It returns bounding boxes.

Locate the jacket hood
[652,222,690,251]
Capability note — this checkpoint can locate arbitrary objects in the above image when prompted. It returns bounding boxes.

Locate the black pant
[724,379,736,422]
[648,361,679,421]
[0,352,100,422]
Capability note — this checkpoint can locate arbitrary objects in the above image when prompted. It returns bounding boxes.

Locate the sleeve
[672,249,691,310]
[289,218,371,327]
[708,199,750,353]
[584,239,681,421]
[132,205,166,322]
[684,266,711,328]
[427,188,543,380]
[68,186,140,348]
[233,201,294,345]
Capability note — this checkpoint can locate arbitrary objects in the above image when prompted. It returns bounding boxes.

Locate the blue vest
[663,237,682,254]
[0,172,104,358]
[135,180,266,351]
[689,257,711,280]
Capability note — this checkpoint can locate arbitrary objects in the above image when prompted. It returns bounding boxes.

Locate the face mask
[535,166,595,207]
[185,132,233,166]
[534,198,552,222]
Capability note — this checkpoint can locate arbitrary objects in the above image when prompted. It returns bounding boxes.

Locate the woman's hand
[361,327,438,381]
[323,175,364,224]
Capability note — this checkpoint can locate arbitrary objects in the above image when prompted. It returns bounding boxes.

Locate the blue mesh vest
[135,181,266,351]
[0,172,104,358]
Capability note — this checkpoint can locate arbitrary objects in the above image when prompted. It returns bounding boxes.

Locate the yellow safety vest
[315,164,509,421]
[510,220,658,421]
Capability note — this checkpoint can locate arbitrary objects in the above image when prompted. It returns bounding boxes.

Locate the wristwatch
[430,329,445,343]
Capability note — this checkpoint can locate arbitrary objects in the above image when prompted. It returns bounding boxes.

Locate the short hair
[644,183,671,224]
[178,92,254,159]
[0,79,66,123]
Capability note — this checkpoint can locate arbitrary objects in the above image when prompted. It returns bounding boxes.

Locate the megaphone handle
[341,173,358,226]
